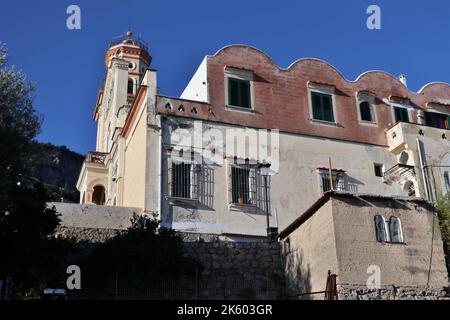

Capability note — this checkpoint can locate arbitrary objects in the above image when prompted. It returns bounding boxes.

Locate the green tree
[0,42,71,299]
[435,193,450,275]
[79,212,202,298]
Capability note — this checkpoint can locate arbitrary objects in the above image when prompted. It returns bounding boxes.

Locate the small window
[231,165,254,205]
[171,163,191,198]
[389,216,403,243]
[228,77,251,108]
[374,164,383,177]
[374,215,388,242]
[319,170,345,193]
[127,79,134,94]
[394,107,409,123]
[359,101,372,122]
[425,112,449,129]
[311,92,334,122]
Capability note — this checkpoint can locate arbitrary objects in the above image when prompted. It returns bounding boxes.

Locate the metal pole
[328,157,334,191]
[416,138,431,201]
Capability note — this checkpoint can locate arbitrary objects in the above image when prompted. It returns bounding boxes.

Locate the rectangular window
[228,77,251,109]
[231,165,254,205]
[171,163,191,198]
[319,170,345,193]
[311,92,334,122]
[425,112,449,129]
[374,163,383,177]
[394,107,409,123]
[359,101,373,122]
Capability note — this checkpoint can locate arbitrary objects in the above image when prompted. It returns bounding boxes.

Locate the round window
[128,62,136,70]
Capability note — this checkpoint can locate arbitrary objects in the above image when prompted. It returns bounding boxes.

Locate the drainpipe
[416,137,430,201]
[158,116,162,222]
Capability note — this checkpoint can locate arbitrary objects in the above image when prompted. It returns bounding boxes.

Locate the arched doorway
[92,185,106,205]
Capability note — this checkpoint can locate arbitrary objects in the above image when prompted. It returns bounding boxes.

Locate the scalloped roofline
[210,44,450,95]
[417,82,450,94]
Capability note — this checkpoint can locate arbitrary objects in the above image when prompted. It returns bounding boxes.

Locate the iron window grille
[228,161,271,210]
[168,151,201,200]
[319,169,346,193]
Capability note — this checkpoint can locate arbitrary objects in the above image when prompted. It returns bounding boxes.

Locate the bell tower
[94,31,152,153]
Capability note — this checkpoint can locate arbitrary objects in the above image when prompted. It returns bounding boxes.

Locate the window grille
[168,151,200,200]
[228,161,270,210]
[319,170,345,193]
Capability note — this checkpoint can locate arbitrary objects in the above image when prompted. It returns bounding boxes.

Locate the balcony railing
[85,151,108,164]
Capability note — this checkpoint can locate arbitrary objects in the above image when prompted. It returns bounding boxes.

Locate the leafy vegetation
[0,42,74,299]
[436,193,450,274]
[78,213,202,297]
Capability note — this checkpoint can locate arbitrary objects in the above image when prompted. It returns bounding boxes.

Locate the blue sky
[1,0,449,154]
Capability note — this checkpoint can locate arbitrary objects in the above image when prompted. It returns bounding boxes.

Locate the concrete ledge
[48,202,142,230]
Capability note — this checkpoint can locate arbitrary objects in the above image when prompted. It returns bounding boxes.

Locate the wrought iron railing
[85,151,108,164]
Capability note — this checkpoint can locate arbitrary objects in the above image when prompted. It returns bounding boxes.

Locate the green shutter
[447,116,450,129]
[228,78,239,106]
[311,92,322,120]
[322,94,334,122]
[311,92,334,122]
[401,108,409,122]
[425,112,432,126]
[239,80,250,108]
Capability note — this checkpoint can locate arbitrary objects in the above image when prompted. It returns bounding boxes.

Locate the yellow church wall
[122,103,147,209]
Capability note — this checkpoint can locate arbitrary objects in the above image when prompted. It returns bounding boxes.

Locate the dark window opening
[374,215,387,242]
[319,170,344,193]
[389,216,403,243]
[425,112,449,129]
[171,163,191,198]
[127,79,134,95]
[231,166,251,204]
[228,77,251,108]
[374,164,383,177]
[394,106,409,123]
[311,92,334,122]
[359,101,372,122]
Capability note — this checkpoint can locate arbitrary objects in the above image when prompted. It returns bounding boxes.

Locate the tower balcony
[76,151,109,205]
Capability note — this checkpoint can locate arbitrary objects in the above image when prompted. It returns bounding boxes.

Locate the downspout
[158,115,162,222]
[416,137,430,201]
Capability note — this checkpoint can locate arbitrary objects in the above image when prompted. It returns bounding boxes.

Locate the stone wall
[182,241,286,299]
[337,285,447,300]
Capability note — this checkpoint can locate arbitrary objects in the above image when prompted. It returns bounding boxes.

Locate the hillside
[28,142,84,203]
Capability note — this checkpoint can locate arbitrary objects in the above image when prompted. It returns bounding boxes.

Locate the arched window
[359,101,372,122]
[444,171,450,194]
[389,216,403,243]
[374,215,388,242]
[404,180,416,197]
[127,79,134,94]
[399,152,409,165]
[92,185,106,205]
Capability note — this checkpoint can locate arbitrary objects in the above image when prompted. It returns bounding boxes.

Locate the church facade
[76,33,450,241]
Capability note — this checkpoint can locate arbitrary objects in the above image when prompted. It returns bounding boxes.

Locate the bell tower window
[127,78,134,94]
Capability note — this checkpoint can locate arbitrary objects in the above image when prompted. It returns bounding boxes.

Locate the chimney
[399,74,407,87]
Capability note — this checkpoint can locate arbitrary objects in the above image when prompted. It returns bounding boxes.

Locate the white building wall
[157,117,406,239]
[180,57,208,102]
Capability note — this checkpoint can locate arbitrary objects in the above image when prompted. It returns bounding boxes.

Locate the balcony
[386,121,449,154]
[85,151,108,165]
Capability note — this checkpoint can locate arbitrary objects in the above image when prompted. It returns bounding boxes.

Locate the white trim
[224,68,254,111]
[307,86,337,125]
